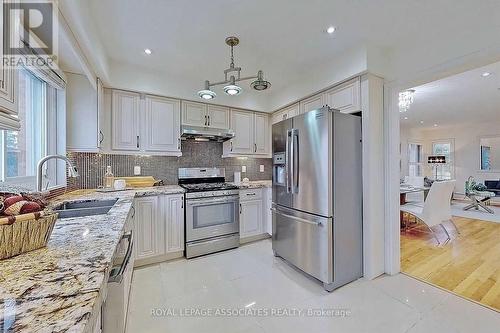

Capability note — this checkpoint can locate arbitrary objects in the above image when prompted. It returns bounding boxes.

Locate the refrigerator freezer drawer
[271,205,333,284]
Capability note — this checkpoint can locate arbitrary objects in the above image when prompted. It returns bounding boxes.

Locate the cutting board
[114,176,158,188]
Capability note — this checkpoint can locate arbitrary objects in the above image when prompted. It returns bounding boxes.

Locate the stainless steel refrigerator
[272,107,362,292]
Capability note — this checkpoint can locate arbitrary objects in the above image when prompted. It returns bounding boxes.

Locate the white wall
[401,121,500,194]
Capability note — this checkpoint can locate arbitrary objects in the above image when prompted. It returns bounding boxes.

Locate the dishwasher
[102,208,135,333]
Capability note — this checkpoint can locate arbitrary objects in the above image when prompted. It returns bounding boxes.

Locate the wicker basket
[0,212,58,260]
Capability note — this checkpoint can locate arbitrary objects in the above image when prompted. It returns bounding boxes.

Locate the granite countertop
[232,180,272,189]
[0,185,184,333]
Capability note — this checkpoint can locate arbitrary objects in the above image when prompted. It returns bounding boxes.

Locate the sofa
[484,180,500,196]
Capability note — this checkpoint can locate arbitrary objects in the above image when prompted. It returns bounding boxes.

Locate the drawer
[240,189,262,201]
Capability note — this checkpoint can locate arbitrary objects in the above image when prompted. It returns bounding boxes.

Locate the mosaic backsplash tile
[67,141,272,189]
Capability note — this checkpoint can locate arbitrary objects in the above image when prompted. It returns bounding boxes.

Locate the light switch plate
[134,166,141,175]
[259,165,265,172]
[241,166,247,173]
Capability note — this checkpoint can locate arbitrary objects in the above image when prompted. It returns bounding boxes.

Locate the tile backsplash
[67,141,272,189]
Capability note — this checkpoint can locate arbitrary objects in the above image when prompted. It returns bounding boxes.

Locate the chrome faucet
[36,155,79,192]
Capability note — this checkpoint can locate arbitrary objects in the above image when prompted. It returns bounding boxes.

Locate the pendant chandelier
[197,36,271,100]
[399,89,416,112]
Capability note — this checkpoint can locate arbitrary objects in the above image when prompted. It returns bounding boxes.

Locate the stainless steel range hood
[181,125,235,142]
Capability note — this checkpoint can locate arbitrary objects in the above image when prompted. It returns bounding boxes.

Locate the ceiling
[59,0,500,111]
[400,61,500,129]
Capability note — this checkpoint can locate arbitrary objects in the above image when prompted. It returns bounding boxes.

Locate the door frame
[383,51,500,275]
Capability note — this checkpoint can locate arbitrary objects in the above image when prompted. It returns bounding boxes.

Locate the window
[0,69,65,189]
[432,139,455,180]
[407,142,423,177]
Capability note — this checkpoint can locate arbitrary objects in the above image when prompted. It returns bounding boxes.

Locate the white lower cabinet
[133,196,163,261]
[133,193,184,267]
[264,188,272,236]
[239,189,267,241]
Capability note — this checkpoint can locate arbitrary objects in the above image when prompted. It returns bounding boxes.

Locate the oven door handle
[108,231,133,283]
[187,196,239,205]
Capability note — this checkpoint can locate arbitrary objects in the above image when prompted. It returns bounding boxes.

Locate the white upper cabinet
[229,109,255,154]
[144,96,180,152]
[112,90,141,151]
[66,73,98,152]
[224,109,270,157]
[272,103,299,124]
[182,101,230,129]
[254,113,269,155]
[182,101,207,127]
[0,3,18,116]
[325,77,361,114]
[300,93,325,114]
[207,105,230,129]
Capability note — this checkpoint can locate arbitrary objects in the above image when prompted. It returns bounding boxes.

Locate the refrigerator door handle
[271,207,322,226]
[292,129,299,193]
[286,129,292,193]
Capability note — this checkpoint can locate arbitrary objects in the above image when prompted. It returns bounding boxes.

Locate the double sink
[54,199,118,218]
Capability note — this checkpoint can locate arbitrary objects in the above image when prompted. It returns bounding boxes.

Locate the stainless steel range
[179,168,240,258]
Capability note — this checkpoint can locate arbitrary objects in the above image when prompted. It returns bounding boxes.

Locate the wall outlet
[134,165,141,175]
[241,165,247,173]
[259,165,265,172]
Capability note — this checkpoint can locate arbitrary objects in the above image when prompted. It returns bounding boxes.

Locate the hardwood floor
[401,216,500,312]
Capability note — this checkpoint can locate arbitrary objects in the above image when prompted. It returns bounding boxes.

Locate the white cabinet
[300,93,325,114]
[272,103,299,124]
[182,101,230,129]
[229,109,254,154]
[0,2,18,116]
[134,194,184,267]
[240,189,265,240]
[162,194,184,253]
[325,77,361,114]
[254,113,269,155]
[264,188,272,235]
[112,90,141,151]
[207,105,230,129]
[224,109,270,156]
[182,101,207,127]
[133,196,163,261]
[66,73,99,152]
[240,200,263,239]
[144,96,181,152]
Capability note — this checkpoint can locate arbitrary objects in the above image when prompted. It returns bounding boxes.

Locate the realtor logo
[3,0,59,69]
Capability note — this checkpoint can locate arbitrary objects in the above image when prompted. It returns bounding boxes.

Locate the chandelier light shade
[196,36,271,99]
[399,89,416,112]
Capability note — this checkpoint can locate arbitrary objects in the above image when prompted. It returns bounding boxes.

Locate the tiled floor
[126,239,500,333]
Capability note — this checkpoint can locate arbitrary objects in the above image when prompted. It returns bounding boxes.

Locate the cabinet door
[66,73,98,152]
[300,93,324,114]
[325,78,361,114]
[264,188,272,235]
[240,200,263,238]
[112,90,140,151]
[133,196,164,260]
[182,101,207,127]
[207,105,229,129]
[0,2,18,115]
[145,96,181,152]
[271,109,287,124]
[164,194,184,253]
[229,109,254,154]
[96,78,104,149]
[254,113,269,155]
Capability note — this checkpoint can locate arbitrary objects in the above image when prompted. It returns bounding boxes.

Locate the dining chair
[401,180,458,245]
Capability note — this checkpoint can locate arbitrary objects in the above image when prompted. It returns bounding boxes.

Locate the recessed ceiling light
[326,26,336,34]
[482,72,491,77]
[144,48,152,55]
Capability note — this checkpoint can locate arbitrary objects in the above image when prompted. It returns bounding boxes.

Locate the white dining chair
[401,180,458,245]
